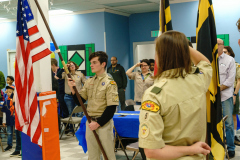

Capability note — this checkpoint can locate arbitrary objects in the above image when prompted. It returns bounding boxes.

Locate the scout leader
[139,31,212,160]
[68,51,119,160]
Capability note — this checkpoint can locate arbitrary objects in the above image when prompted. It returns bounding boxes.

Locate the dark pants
[118,88,126,111]
[58,92,69,118]
[15,130,21,152]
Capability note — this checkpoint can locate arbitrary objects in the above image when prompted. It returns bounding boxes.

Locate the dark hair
[111,56,117,60]
[51,58,58,66]
[89,51,108,69]
[224,46,235,58]
[140,59,150,68]
[188,40,193,48]
[155,30,191,78]
[237,18,240,32]
[7,76,14,82]
[67,61,79,71]
[149,59,155,64]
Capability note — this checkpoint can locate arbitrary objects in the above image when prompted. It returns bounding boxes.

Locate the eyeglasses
[70,65,75,67]
[218,43,223,45]
[141,65,148,67]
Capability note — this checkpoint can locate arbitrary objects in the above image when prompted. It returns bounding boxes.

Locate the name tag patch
[141,101,160,113]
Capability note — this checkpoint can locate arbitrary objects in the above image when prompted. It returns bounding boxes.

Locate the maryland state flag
[154,0,173,75]
[196,0,224,159]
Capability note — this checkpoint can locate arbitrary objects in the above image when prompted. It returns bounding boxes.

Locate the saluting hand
[88,121,100,131]
[135,63,142,67]
[238,39,240,46]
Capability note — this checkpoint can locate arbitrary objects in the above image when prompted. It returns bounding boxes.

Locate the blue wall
[0,21,17,78]
[104,12,130,99]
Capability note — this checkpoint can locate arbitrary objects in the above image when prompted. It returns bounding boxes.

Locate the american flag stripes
[15,0,51,146]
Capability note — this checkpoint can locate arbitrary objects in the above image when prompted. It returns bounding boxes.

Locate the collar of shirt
[138,72,151,75]
[219,53,225,59]
[94,72,107,80]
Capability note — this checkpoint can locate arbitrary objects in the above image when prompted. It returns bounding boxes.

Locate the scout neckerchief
[141,73,150,82]
[7,97,14,116]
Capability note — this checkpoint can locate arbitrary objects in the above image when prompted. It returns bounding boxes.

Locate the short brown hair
[224,46,235,58]
[67,61,79,71]
[51,58,58,66]
[237,18,240,32]
[155,31,191,78]
[89,51,108,69]
[140,59,150,68]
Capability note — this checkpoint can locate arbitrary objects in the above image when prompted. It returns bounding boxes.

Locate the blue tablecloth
[75,111,140,153]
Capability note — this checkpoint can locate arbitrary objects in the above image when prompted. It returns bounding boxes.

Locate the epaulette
[150,78,167,94]
[108,78,114,80]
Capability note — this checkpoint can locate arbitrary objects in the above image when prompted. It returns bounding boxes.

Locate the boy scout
[139,31,212,160]
[68,51,119,160]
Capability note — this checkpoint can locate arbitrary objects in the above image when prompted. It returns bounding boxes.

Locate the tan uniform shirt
[234,62,240,88]
[139,61,212,160]
[79,72,119,117]
[62,71,86,95]
[129,72,154,102]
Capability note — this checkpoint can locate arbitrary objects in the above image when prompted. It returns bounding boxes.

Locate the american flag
[15,0,51,146]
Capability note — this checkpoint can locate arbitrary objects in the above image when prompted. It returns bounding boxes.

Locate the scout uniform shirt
[139,61,212,160]
[234,62,240,88]
[129,72,154,102]
[79,72,119,117]
[62,71,86,95]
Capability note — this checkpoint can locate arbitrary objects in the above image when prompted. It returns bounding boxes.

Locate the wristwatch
[233,93,237,96]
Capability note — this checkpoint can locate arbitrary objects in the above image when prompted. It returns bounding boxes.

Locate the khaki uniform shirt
[62,71,86,95]
[129,72,154,102]
[139,61,212,160]
[79,72,119,117]
[234,62,240,88]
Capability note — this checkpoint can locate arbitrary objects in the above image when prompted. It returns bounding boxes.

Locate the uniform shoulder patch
[141,101,160,113]
[151,87,162,94]
[110,81,116,85]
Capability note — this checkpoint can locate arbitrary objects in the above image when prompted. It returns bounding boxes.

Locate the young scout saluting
[139,31,212,160]
[68,51,119,160]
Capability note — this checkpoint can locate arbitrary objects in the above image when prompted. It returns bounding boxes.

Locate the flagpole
[32,0,109,159]
[161,0,165,33]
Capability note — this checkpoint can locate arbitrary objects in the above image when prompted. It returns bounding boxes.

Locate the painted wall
[49,12,106,63]
[104,12,130,99]
[0,21,17,79]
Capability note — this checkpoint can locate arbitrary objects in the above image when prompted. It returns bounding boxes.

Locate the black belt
[90,116,100,121]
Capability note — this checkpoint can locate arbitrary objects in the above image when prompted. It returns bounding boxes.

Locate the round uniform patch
[78,76,80,78]
[140,123,150,138]
[102,82,105,86]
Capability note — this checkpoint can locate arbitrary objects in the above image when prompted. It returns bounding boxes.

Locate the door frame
[7,50,16,77]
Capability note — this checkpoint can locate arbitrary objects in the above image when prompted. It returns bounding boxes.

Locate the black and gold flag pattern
[196,0,224,159]
[159,0,173,34]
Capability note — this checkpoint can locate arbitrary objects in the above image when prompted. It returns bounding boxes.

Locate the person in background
[4,76,15,101]
[139,31,212,160]
[149,59,155,74]
[68,51,119,160]
[126,59,154,105]
[107,56,127,111]
[57,61,86,136]
[218,38,236,158]
[223,46,240,146]
[2,86,22,157]
[51,58,69,119]
[237,18,240,46]
[0,71,6,101]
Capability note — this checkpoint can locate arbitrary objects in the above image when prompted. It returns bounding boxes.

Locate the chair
[126,142,140,160]
[0,107,8,152]
[222,115,229,160]
[59,105,84,139]
[125,99,136,106]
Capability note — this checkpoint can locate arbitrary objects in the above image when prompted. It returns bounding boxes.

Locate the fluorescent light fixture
[0,0,10,2]
[49,9,73,15]
[0,18,7,20]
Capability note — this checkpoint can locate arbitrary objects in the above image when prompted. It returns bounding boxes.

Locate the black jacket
[107,64,127,89]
